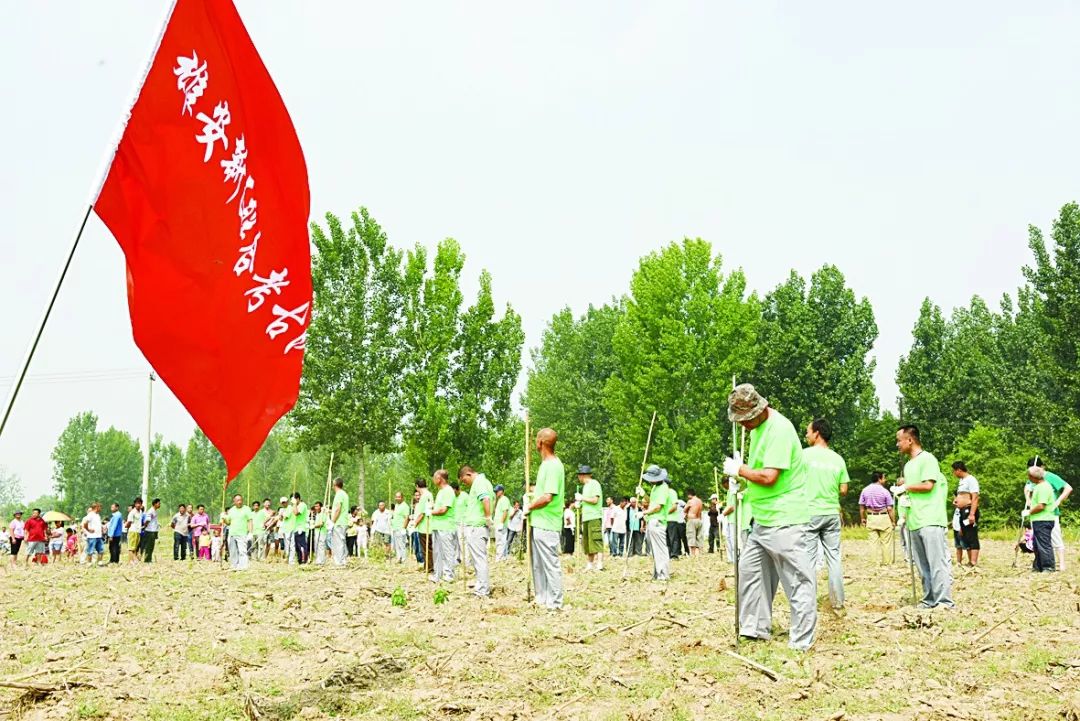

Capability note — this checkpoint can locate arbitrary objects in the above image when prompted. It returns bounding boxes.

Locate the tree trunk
[357,444,367,512]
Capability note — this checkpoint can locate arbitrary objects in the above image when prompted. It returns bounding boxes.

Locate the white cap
[279,497,288,503]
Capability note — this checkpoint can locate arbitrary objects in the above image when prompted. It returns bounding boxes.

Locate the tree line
[32,203,1080,528]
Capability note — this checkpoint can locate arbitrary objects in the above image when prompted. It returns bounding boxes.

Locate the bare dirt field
[0,534,1078,721]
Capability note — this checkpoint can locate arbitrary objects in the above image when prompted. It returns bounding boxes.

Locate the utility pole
[141,372,156,501]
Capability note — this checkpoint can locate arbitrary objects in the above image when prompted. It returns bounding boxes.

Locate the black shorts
[10,538,22,556]
[953,524,980,550]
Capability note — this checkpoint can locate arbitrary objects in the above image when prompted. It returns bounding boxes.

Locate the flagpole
[1,0,179,444]
[141,372,156,502]
[0,204,93,442]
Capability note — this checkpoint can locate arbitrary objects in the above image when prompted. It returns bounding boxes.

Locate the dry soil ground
[0,532,1078,721]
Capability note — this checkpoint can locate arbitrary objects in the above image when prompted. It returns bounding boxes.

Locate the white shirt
[83,511,103,539]
[508,509,523,533]
[563,508,575,529]
[611,505,627,534]
[371,509,392,535]
[952,474,980,528]
[675,500,687,524]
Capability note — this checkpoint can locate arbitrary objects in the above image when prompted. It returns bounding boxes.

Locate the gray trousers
[738,523,817,651]
[806,514,844,608]
[228,534,250,570]
[530,527,564,609]
[253,532,268,561]
[314,531,327,565]
[910,525,954,608]
[465,527,490,597]
[433,530,457,582]
[285,531,297,564]
[392,529,408,563]
[647,519,670,581]
[495,528,509,560]
[331,525,347,566]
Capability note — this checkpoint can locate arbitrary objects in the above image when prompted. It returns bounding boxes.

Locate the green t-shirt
[493,495,511,529]
[745,410,808,527]
[430,486,457,532]
[531,457,565,532]
[391,501,409,531]
[580,478,603,522]
[648,483,671,525]
[1030,482,1057,522]
[725,484,752,531]
[293,502,309,532]
[312,510,328,530]
[901,451,947,531]
[252,509,268,534]
[1045,472,1067,516]
[415,489,433,534]
[464,474,494,527]
[800,445,850,516]
[227,506,254,536]
[330,489,349,528]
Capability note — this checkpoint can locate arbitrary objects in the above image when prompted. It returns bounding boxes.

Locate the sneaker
[597,560,604,571]
[584,562,593,571]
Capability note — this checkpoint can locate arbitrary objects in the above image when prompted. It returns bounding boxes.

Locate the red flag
[95,0,310,482]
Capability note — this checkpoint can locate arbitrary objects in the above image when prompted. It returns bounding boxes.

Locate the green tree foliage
[0,466,24,519]
[174,429,227,511]
[49,412,142,515]
[605,239,761,494]
[753,265,878,454]
[896,202,1080,495]
[525,303,622,486]
[295,209,407,510]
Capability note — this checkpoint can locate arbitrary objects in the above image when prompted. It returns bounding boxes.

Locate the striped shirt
[858,483,894,512]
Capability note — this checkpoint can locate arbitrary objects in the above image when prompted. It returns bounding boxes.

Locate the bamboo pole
[731,375,740,646]
[525,413,533,602]
[624,411,657,576]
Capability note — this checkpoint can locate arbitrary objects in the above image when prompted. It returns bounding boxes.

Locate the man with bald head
[525,428,566,610]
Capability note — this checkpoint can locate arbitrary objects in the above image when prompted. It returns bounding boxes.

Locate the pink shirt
[190,512,210,537]
[602,505,617,530]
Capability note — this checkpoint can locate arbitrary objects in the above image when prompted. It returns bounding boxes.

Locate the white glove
[635,486,644,498]
[890,485,906,496]
[522,493,532,509]
[962,518,972,527]
[1021,509,1031,518]
[722,453,743,478]
[735,492,744,502]
[574,493,583,502]
[424,508,433,517]
[897,517,905,527]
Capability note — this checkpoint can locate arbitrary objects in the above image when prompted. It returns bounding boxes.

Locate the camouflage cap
[727,383,768,422]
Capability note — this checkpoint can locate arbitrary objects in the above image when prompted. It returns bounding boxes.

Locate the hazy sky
[3,2,1079,501]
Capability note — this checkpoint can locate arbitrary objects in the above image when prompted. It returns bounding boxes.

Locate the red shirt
[23,516,48,543]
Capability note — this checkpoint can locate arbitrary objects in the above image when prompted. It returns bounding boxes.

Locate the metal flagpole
[140,371,156,502]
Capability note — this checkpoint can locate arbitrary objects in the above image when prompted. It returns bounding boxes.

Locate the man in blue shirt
[107,503,124,564]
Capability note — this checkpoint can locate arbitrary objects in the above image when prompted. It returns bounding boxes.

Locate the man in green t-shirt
[492,485,512,561]
[311,501,328,565]
[330,479,349,567]
[224,494,254,571]
[429,469,457,583]
[1025,457,1072,571]
[524,428,565,610]
[801,418,850,610]
[641,464,672,581]
[412,479,435,574]
[724,384,816,651]
[249,501,266,562]
[390,491,409,564]
[576,465,604,571]
[290,493,310,565]
[1024,466,1058,572]
[896,425,953,609]
[459,466,494,597]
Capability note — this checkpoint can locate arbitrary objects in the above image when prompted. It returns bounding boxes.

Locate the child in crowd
[356,517,369,559]
[210,528,223,562]
[198,529,212,560]
[65,528,79,560]
[0,525,9,556]
[49,522,65,562]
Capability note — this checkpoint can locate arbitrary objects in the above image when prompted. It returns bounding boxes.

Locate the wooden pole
[525,413,533,602]
[731,375,740,646]
[624,411,657,576]
[324,452,335,508]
